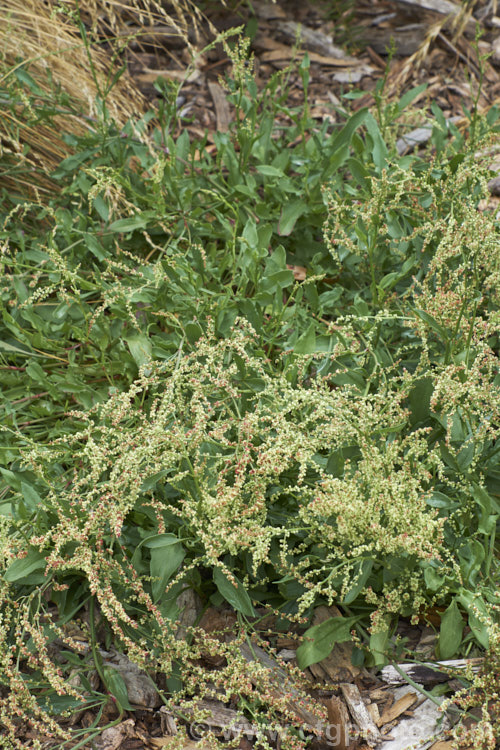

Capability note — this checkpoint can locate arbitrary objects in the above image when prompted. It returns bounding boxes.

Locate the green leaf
[342,559,373,605]
[14,67,44,95]
[242,217,258,249]
[440,444,460,472]
[0,467,22,491]
[278,200,307,236]
[439,599,463,659]
[413,309,448,338]
[256,165,285,177]
[139,471,170,493]
[398,83,427,112]
[26,361,47,385]
[143,534,182,550]
[456,442,474,471]
[4,548,47,582]
[365,112,388,170]
[125,334,152,367]
[109,215,149,232]
[165,660,183,694]
[369,627,390,667]
[294,322,316,354]
[378,271,401,291]
[52,148,97,177]
[0,340,39,357]
[425,491,456,509]
[430,101,447,129]
[329,108,368,155]
[266,270,294,289]
[37,693,92,714]
[457,590,490,649]
[468,613,490,649]
[83,233,107,262]
[472,483,500,534]
[21,482,43,511]
[93,195,109,221]
[264,245,286,274]
[458,541,485,586]
[149,538,185,603]
[102,667,134,710]
[296,615,359,669]
[424,566,445,592]
[175,129,190,162]
[346,157,369,186]
[213,568,255,618]
[185,321,203,345]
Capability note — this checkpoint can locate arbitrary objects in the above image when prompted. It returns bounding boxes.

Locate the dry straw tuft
[0,0,211,200]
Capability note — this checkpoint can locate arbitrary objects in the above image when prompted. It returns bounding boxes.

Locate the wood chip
[323,696,350,750]
[97,719,142,750]
[159,707,178,736]
[260,48,361,68]
[198,607,237,634]
[253,34,292,53]
[252,0,287,20]
[175,588,202,641]
[366,45,387,69]
[394,0,460,12]
[366,702,380,727]
[379,658,483,685]
[368,687,391,701]
[308,661,330,683]
[277,648,297,661]
[368,24,427,56]
[381,719,398,735]
[279,20,354,60]
[339,683,381,745]
[393,0,476,31]
[208,81,231,133]
[377,691,418,727]
[309,106,336,123]
[276,635,297,648]
[100,650,160,708]
[488,175,500,195]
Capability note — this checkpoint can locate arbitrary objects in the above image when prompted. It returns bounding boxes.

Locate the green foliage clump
[0,21,500,749]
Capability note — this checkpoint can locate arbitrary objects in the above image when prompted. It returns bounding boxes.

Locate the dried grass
[0,0,214,200]
[387,0,486,95]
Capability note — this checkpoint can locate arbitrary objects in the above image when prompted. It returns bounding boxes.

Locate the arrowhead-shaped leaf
[296,615,359,669]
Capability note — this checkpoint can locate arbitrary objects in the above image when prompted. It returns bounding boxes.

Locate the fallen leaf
[286,264,307,281]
